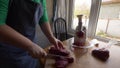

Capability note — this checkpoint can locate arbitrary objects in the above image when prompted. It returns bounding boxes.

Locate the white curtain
[87,0,102,38]
[53,0,74,33]
[54,0,66,20]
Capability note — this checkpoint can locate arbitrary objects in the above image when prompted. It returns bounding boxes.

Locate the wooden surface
[44,38,120,68]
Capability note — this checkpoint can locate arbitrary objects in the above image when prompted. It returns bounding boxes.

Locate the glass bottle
[76,15,83,31]
[74,15,86,46]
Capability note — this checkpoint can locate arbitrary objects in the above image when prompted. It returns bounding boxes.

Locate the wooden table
[44,38,120,68]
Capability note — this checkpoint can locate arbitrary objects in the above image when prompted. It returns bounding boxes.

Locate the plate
[71,40,95,48]
[72,44,94,48]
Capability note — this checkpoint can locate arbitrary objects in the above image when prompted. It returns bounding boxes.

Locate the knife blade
[46,54,65,58]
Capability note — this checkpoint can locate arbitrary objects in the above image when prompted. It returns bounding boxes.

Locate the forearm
[40,22,64,49]
[40,22,55,41]
[0,24,35,51]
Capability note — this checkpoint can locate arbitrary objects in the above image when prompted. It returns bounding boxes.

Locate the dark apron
[0,0,43,68]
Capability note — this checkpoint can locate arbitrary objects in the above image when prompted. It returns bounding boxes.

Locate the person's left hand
[49,37,64,49]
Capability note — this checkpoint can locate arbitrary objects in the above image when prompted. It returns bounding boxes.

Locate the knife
[46,54,66,58]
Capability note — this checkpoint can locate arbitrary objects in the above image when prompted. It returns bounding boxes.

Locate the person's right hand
[27,44,47,58]
[49,37,64,49]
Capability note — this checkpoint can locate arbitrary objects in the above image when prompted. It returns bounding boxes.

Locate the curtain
[53,0,67,22]
[52,0,74,33]
[87,0,102,38]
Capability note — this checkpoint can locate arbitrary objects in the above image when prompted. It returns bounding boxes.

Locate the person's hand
[27,43,47,58]
[56,39,64,49]
[49,37,64,49]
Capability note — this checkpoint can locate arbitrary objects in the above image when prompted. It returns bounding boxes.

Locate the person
[0,0,64,68]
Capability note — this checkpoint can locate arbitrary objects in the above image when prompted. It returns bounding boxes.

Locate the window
[95,0,120,41]
[70,0,101,38]
[72,0,92,30]
[70,0,120,44]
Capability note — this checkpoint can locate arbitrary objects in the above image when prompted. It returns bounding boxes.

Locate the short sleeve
[0,0,9,25]
[39,0,49,25]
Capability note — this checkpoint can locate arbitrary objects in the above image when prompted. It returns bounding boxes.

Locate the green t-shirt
[0,0,48,25]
